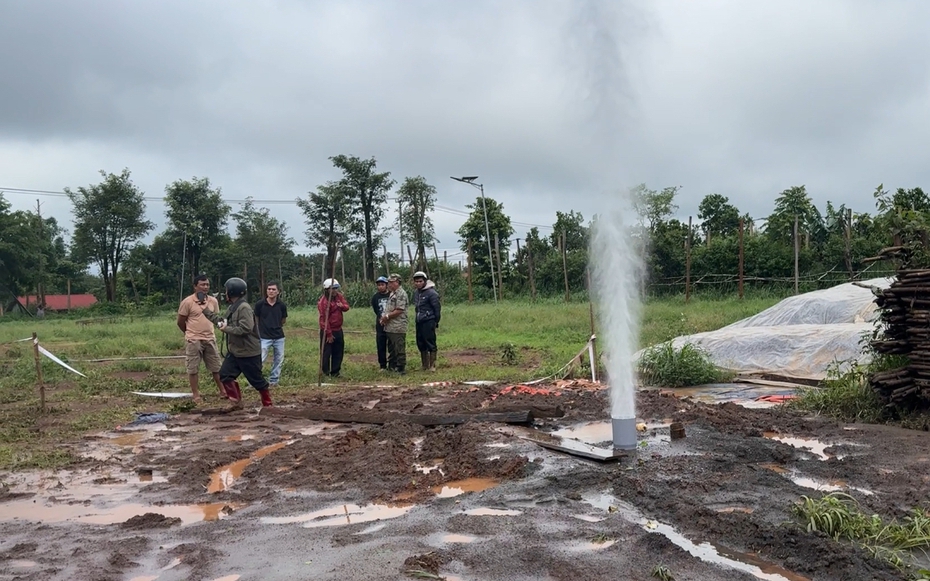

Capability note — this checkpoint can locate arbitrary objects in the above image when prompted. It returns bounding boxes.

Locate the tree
[231,198,294,293]
[66,169,153,302]
[396,176,437,272]
[766,185,823,245]
[329,155,395,280]
[549,211,589,251]
[297,184,357,279]
[164,177,230,278]
[456,196,514,289]
[697,193,740,239]
[630,184,680,232]
[0,194,38,296]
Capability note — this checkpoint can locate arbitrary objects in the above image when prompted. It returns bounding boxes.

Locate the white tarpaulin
[639,278,894,380]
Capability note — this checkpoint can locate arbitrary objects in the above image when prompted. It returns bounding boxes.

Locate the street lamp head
[451,176,479,184]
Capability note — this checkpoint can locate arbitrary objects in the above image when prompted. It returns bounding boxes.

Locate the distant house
[19,294,98,311]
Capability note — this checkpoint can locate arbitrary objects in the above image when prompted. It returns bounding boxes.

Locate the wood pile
[870,268,930,405]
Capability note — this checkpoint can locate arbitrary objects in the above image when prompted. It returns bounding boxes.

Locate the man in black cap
[380,273,408,374]
[371,276,391,371]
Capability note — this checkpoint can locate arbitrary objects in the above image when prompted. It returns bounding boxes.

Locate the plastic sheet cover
[641,278,893,380]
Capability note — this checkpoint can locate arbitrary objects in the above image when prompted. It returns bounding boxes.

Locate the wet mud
[0,383,927,580]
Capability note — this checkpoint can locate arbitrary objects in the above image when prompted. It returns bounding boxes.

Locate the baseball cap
[387,273,402,282]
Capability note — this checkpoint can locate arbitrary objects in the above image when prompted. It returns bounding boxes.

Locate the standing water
[590,200,644,449]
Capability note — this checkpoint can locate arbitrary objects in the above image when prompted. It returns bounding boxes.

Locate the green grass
[793,492,930,572]
[0,294,780,470]
[789,363,885,423]
[637,342,730,387]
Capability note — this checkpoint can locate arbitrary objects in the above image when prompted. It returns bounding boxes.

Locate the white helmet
[323,278,340,289]
[413,271,427,280]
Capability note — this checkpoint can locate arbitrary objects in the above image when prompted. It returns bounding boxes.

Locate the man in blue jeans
[254,281,287,387]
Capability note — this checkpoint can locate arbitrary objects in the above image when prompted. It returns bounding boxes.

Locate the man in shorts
[177,274,224,402]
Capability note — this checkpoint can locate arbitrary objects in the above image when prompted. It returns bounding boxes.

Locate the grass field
[0,294,780,469]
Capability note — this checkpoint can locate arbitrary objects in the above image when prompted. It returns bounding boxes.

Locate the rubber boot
[429,351,437,372]
[420,351,429,371]
[222,381,243,410]
[259,388,273,407]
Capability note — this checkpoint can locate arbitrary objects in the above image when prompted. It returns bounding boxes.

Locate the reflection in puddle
[552,421,612,443]
[763,433,832,460]
[414,463,442,474]
[355,523,387,535]
[583,492,808,581]
[262,503,413,528]
[0,498,241,525]
[442,534,477,543]
[161,557,182,570]
[129,576,158,581]
[10,560,37,568]
[208,441,290,493]
[463,508,521,516]
[225,434,256,442]
[432,478,499,498]
[297,422,346,437]
[572,539,617,551]
[485,442,511,449]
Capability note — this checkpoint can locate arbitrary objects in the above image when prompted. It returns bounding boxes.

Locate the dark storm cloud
[1,0,930,250]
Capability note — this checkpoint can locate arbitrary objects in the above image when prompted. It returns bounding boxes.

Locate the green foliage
[793,493,930,571]
[499,342,520,366]
[397,176,438,270]
[789,362,884,423]
[455,195,514,290]
[630,183,679,232]
[698,193,740,238]
[164,176,230,278]
[651,565,675,581]
[637,341,728,387]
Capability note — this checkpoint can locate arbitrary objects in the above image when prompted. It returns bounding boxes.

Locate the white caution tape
[37,344,87,378]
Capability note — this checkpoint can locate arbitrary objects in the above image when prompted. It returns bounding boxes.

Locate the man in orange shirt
[177,275,225,402]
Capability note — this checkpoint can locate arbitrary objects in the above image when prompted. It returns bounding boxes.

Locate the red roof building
[19,294,98,310]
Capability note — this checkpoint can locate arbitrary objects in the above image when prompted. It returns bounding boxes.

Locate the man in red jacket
[318,278,350,377]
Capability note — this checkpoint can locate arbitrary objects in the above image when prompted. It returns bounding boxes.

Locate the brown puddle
[432,478,499,498]
[261,503,413,527]
[225,434,256,442]
[208,441,290,493]
[759,464,874,496]
[0,498,241,525]
[763,433,832,460]
[463,507,521,516]
[111,432,145,446]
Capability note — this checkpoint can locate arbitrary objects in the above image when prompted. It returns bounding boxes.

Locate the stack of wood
[870,268,930,405]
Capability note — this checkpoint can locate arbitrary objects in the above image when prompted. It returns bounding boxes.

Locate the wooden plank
[258,406,534,426]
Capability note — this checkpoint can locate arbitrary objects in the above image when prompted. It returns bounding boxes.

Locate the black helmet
[224,277,248,298]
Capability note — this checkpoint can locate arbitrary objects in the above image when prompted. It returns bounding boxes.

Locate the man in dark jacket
[318,278,350,377]
[202,277,273,408]
[371,276,390,371]
[412,271,441,372]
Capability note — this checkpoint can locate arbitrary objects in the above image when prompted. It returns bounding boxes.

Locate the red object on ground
[755,394,798,403]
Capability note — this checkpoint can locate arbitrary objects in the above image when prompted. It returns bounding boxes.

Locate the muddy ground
[1,381,929,581]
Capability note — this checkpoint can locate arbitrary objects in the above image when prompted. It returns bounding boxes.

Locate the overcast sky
[2,0,929,259]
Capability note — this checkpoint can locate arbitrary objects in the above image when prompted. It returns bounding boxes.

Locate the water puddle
[262,503,413,528]
[763,433,832,460]
[414,463,442,474]
[552,421,612,443]
[759,464,874,495]
[442,533,477,543]
[129,576,159,581]
[112,432,146,446]
[225,434,256,442]
[208,441,290,493]
[10,560,37,568]
[0,498,240,525]
[211,576,241,581]
[297,422,346,437]
[463,507,521,516]
[432,478,499,498]
[161,557,182,570]
[485,442,511,449]
[355,523,387,534]
[583,492,809,581]
[573,514,606,523]
[572,539,617,551]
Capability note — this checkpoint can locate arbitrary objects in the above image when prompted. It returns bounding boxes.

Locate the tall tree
[549,210,588,250]
[630,184,680,232]
[329,155,395,280]
[766,185,823,244]
[396,176,437,271]
[66,169,153,301]
[697,193,740,239]
[456,196,514,289]
[297,184,357,278]
[0,194,38,296]
[164,176,230,277]
[231,198,294,292]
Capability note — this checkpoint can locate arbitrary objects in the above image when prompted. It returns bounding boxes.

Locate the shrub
[637,341,727,387]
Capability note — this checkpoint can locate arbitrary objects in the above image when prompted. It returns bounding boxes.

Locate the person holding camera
[176,275,225,402]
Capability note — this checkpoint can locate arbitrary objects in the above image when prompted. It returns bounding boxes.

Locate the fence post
[794,215,800,295]
[494,233,504,300]
[845,208,854,280]
[467,239,474,303]
[738,218,744,300]
[382,244,390,276]
[33,332,45,412]
[685,216,692,303]
[67,279,71,311]
[561,231,570,302]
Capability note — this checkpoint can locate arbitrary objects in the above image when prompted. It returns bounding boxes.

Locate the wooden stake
[794,215,800,295]
[738,218,744,300]
[382,244,390,275]
[467,239,474,303]
[33,332,44,412]
[527,245,537,301]
[494,233,504,300]
[685,216,692,303]
[561,231,570,302]
[67,279,71,311]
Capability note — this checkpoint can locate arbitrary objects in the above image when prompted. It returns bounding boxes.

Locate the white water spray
[591,199,645,449]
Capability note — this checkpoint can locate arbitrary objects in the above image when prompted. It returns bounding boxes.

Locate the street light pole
[451,176,497,303]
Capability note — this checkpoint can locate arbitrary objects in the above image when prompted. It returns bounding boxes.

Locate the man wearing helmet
[202,277,273,407]
[318,278,350,377]
[412,271,441,372]
[371,276,391,371]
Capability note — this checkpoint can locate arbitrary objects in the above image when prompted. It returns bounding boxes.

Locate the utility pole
[35,200,45,307]
[451,176,497,303]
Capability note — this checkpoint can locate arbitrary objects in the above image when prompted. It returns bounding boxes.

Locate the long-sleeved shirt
[413,281,441,325]
[318,293,350,340]
[203,298,261,357]
[371,291,390,328]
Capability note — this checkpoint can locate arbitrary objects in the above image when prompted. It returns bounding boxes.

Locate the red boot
[259,388,273,407]
[222,381,242,402]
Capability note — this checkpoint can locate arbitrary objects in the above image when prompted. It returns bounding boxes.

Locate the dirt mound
[121,513,182,529]
[402,551,450,576]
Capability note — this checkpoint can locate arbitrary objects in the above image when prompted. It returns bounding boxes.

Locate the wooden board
[258,406,534,426]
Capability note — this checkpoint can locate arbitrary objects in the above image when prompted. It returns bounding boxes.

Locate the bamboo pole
[685,216,692,303]
[738,218,744,300]
[527,245,537,302]
[467,239,474,303]
[33,332,44,412]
